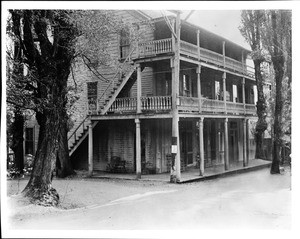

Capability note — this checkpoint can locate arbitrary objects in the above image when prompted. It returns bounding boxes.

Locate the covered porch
[91,158,271,183]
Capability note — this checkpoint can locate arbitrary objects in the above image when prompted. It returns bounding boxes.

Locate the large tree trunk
[22,110,60,206]
[253,60,268,159]
[10,107,24,173]
[270,11,285,174]
[56,112,75,178]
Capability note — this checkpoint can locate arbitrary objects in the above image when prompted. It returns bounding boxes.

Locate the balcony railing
[138,39,173,58]
[108,97,137,112]
[141,95,172,111]
[226,102,245,114]
[108,96,172,113]
[201,98,226,113]
[105,95,256,115]
[137,38,255,77]
[245,104,256,115]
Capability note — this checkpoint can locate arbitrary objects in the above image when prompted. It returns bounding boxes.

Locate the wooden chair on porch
[106,156,127,173]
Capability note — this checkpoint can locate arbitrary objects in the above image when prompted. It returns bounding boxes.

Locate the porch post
[199,117,205,176]
[170,12,181,183]
[246,119,250,165]
[242,50,245,74]
[242,77,246,114]
[137,64,142,114]
[222,41,226,67]
[222,72,227,113]
[243,119,248,167]
[197,29,201,61]
[224,118,229,171]
[197,64,202,113]
[135,118,141,179]
[88,119,93,176]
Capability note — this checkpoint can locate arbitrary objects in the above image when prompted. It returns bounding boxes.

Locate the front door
[229,121,239,163]
[180,121,193,167]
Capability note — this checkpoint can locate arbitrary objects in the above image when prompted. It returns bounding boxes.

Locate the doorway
[229,121,239,163]
[180,121,193,166]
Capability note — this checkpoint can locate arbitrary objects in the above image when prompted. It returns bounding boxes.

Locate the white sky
[186,10,251,50]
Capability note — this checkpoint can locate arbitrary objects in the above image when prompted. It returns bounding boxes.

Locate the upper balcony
[136,38,254,79]
[103,95,256,116]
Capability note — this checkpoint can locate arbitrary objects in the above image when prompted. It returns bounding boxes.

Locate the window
[164,73,172,96]
[232,84,237,103]
[215,81,220,100]
[25,128,34,155]
[87,82,98,112]
[183,74,191,97]
[120,28,130,59]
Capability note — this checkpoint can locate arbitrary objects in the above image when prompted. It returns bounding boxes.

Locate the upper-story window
[182,74,191,97]
[87,82,98,112]
[120,28,130,59]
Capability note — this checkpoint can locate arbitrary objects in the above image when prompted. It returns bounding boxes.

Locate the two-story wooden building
[65,10,258,182]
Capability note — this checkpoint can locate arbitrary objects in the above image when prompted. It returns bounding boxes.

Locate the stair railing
[97,46,136,112]
[68,115,89,146]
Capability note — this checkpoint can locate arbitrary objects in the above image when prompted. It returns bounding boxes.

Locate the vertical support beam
[135,118,141,179]
[170,115,180,182]
[171,19,176,52]
[243,119,247,167]
[88,119,93,176]
[222,41,226,67]
[246,119,250,165]
[242,77,246,114]
[197,29,201,61]
[224,118,229,171]
[137,64,142,114]
[199,117,205,176]
[170,12,181,183]
[197,64,202,113]
[222,72,227,113]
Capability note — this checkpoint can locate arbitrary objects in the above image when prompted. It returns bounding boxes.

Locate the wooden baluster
[151,97,154,110]
[129,98,132,111]
[158,97,160,110]
[145,97,148,110]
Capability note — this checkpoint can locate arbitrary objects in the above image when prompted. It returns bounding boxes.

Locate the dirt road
[5,167,291,232]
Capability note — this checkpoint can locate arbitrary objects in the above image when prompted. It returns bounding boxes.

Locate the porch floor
[92,159,271,183]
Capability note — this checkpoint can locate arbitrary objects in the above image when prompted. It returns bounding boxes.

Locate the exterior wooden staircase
[99,66,136,115]
[68,47,137,156]
[68,116,96,156]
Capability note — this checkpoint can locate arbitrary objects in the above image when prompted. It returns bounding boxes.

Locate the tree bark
[270,11,285,174]
[56,113,75,178]
[22,110,60,206]
[10,107,24,173]
[253,60,268,159]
